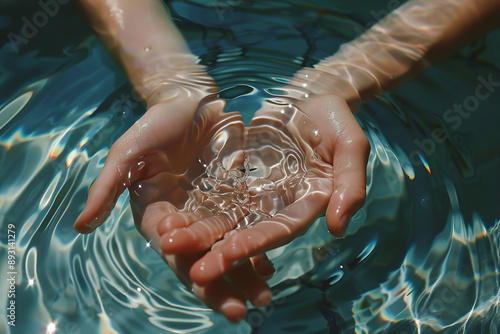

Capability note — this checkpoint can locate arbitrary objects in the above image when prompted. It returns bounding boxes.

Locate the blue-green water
[1,0,500,333]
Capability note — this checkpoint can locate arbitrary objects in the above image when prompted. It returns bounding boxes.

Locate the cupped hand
[158,95,369,286]
[74,94,274,322]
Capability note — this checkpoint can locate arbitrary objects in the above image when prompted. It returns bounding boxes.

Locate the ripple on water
[1,0,500,333]
[189,102,319,229]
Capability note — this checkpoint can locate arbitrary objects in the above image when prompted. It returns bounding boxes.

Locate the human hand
[158,94,370,286]
[74,95,274,322]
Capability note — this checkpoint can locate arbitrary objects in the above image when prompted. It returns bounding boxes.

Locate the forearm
[77,0,212,106]
[290,0,500,105]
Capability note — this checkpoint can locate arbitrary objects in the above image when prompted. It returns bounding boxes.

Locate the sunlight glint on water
[1,0,500,333]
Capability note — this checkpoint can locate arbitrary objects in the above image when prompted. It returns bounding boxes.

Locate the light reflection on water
[1,0,500,333]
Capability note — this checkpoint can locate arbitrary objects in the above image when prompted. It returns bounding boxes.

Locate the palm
[158,95,370,286]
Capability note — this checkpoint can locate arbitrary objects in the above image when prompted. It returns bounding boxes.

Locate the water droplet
[168,238,173,243]
[302,83,307,88]
[144,46,151,52]
[136,161,145,170]
[314,130,320,138]
[304,93,309,98]
[47,323,56,334]
[137,287,142,292]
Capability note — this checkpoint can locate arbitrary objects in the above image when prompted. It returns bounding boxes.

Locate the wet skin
[74,92,369,321]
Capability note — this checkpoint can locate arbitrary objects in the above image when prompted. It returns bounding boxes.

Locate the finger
[138,201,209,253]
[326,114,369,237]
[211,241,276,279]
[226,261,272,308]
[250,254,275,279]
[140,206,249,323]
[156,211,201,235]
[193,279,247,323]
[135,201,181,251]
[161,251,249,323]
[73,134,163,233]
[159,205,247,254]
[190,183,330,285]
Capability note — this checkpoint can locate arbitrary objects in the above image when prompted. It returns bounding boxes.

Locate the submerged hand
[74,95,273,322]
[158,95,369,286]
[296,95,370,236]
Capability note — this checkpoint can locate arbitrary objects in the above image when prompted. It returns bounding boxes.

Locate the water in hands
[152,101,334,285]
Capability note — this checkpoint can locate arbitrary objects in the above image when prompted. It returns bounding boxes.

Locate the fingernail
[75,214,102,233]
[253,290,272,308]
[221,300,246,322]
[85,217,101,232]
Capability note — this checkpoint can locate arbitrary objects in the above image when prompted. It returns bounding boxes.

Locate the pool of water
[1,0,500,333]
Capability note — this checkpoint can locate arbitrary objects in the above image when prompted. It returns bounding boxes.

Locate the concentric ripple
[1,0,500,333]
[191,108,313,228]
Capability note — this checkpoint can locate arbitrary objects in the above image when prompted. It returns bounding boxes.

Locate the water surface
[1,0,500,333]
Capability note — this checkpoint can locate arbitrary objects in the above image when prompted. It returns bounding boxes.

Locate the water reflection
[191,102,327,229]
[0,0,499,333]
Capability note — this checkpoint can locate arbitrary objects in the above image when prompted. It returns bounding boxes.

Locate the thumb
[325,115,369,237]
[73,119,167,234]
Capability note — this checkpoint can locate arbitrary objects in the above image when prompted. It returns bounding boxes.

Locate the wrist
[284,8,437,106]
[132,54,217,107]
[287,65,376,105]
